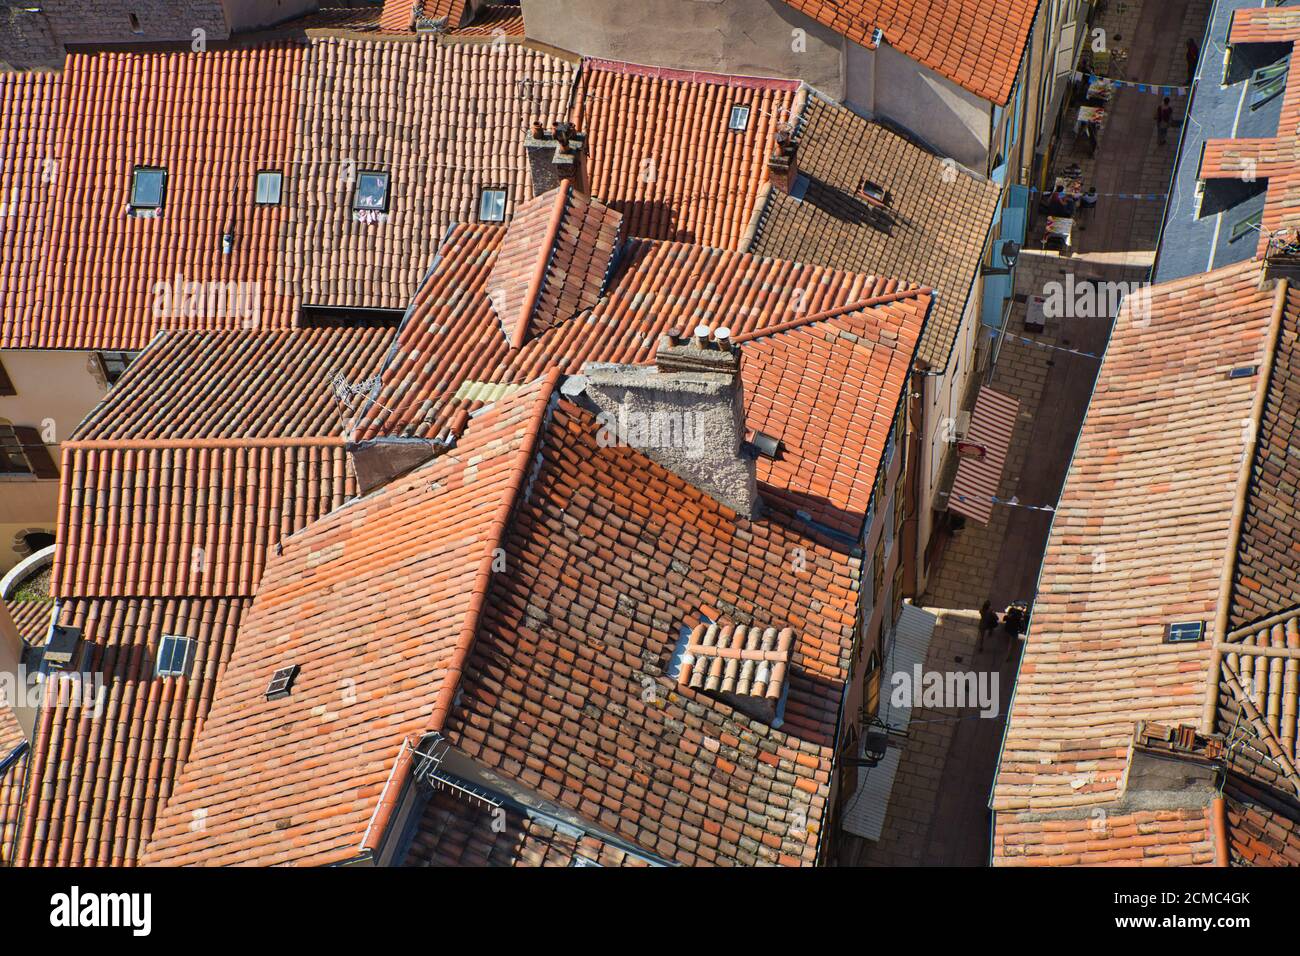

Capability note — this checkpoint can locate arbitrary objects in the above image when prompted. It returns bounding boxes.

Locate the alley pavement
[849,0,1212,866]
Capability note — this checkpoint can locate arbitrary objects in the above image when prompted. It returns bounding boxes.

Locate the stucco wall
[221,0,316,33]
[37,0,231,44]
[914,276,984,592]
[846,41,992,170]
[521,0,844,98]
[0,349,108,573]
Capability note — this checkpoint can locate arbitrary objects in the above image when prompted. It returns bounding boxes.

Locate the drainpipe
[1211,795,1230,866]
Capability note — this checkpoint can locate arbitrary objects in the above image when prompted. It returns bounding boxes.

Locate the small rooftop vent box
[44,625,83,671]
[857,179,889,206]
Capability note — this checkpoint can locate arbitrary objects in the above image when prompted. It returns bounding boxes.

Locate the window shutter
[0,357,15,396]
[13,426,58,478]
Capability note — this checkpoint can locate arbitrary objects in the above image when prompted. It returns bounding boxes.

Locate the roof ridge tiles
[512,183,572,349]
[582,55,803,92]
[62,436,348,450]
[360,367,561,858]
[728,287,928,344]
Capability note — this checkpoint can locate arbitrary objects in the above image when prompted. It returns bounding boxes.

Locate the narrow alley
[850,0,1212,866]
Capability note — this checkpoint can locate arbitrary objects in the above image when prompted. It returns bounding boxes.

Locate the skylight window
[1164,621,1205,644]
[1230,209,1262,242]
[478,187,507,222]
[156,634,194,677]
[254,170,283,206]
[1250,58,1289,111]
[266,664,300,701]
[130,166,166,211]
[352,171,390,212]
[728,104,751,132]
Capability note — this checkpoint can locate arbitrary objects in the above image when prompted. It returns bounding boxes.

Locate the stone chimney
[767,126,798,194]
[581,326,758,516]
[526,122,587,197]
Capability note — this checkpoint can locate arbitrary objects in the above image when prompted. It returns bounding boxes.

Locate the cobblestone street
[853,0,1213,866]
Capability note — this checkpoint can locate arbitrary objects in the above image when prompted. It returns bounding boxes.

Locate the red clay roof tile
[779,0,1039,104]
[574,59,801,250]
[141,375,556,866]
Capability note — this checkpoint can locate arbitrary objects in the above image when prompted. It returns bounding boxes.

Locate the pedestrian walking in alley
[977,600,999,653]
[1186,37,1200,86]
[1077,187,1098,230]
[1156,97,1174,145]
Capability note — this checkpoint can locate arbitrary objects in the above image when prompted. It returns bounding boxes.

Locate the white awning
[841,603,937,842]
[948,386,1020,525]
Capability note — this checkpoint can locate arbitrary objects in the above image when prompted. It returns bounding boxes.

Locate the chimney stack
[526,122,588,197]
[768,126,798,194]
[580,326,758,516]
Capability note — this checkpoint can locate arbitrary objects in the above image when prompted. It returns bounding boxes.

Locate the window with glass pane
[728,104,750,132]
[156,634,193,677]
[352,171,390,211]
[255,170,283,206]
[99,351,132,385]
[0,426,31,474]
[478,188,507,222]
[1250,58,1289,110]
[130,167,166,209]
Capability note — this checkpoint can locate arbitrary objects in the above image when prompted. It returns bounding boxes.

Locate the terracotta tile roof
[404,787,653,866]
[14,324,392,866]
[143,361,866,866]
[734,298,923,534]
[52,443,357,601]
[485,184,624,348]
[750,94,1000,368]
[16,596,249,866]
[1215,609,1300,794]
[4,37,574,350]
[573,59,801,250]
[0,735,27,865]
[5,46,306,351]
[994,260,1300,865]
[441,397,861,865]
[452,4,525,39]
[285,37,573,311]
[0,70,59,343]
[992,261,1290,863]
[1223,774,1300,865]
[72,327,393,442]
[355,222,927,535]
[142,376,556,866]
[778,0,1038,104]
[1197,12,1300,260]
[1229,286,1300,628]
[994,808,1216,866]
[6,596,53,647]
